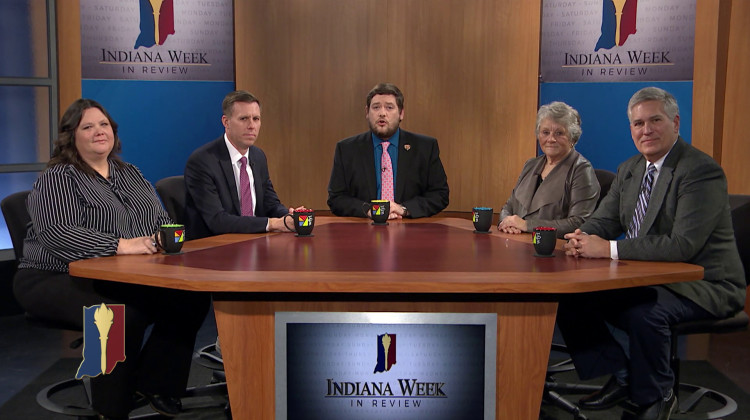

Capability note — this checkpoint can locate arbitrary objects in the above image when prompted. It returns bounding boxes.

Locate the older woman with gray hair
[498,101,600,237]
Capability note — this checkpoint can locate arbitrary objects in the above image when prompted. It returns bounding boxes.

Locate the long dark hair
[48,98,125,176]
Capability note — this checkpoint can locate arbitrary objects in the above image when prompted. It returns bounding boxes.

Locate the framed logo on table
[275,312,497,420]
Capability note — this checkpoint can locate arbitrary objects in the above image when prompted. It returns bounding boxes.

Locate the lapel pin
[404,144,411,151]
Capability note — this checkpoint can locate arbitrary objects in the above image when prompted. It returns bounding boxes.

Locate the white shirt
[224,135,257,215]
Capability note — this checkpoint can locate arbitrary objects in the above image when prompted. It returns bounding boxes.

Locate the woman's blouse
[20,160,171,273]
[500,150,600,237]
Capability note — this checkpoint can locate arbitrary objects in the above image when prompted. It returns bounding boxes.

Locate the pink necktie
[239,156,254,217]
[380,141,394,202]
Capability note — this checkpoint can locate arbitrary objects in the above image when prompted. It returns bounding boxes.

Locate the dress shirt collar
[644,138,678,174]
[371,129,400,149]
[224,134,249,165]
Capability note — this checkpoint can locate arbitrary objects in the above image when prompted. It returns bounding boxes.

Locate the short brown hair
[222,90,261,117]
[366,83,404,111]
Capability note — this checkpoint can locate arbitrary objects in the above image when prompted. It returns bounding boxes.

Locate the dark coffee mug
[156,224,186,254]
[532,227,557,257]
[285,209,315,236]
[369,200,390,225]
[472,207,493,233]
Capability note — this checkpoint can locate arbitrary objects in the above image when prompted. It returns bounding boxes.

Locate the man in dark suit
[184,90,303,239]
[561,87,745,420]
[327,83,449,219]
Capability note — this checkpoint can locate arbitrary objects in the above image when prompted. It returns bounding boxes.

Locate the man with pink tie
[327,83,449,219]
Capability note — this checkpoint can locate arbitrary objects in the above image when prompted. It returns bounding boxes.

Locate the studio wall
[719,0,750,194]
[693,0,750,194]
[234,0,541,212]
[57,0,750,212]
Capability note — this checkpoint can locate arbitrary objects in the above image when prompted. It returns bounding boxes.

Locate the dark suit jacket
[327,130,449,218]
[581,138,745,318]
[500,149,599,237]
[184,137,288,239]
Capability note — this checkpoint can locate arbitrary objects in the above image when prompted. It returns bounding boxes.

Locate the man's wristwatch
[401,205,410,217]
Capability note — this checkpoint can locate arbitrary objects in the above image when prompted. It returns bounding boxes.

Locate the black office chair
[155,175,186,224]
[3,190,228,418]
[151,174,230,416]
[729,194,750,280]
[155,175,230,412]
[666,195,750,419]
[2,191,100,418]
[542,169,619,420]
[543,345,599,420]
[1,190,31,263]
[155,174,220,364]
[594,168,616,208]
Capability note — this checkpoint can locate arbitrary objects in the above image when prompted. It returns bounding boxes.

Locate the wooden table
[70,217,703,420]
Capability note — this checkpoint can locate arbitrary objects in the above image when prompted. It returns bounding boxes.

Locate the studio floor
[1,306,748,419]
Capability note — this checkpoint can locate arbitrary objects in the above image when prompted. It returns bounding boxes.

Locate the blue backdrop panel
[0,1,38,251]
[539,82,693,173]
[81,80,234,184]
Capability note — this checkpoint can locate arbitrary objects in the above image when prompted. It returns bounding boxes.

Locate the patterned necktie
[239,156,254,217]
[380,141,394,202]
[626,163,656,238]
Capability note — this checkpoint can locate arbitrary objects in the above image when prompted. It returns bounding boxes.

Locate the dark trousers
[557,285,712,405]
[14,268,211,417]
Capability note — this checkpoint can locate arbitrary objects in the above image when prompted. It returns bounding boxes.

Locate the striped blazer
[20,161,171,273]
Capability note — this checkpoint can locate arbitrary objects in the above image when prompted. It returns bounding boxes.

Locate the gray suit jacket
[500,150,600,237]
[581,138,745,317]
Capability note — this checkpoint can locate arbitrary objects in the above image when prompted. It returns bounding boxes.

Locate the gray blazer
[581,138,746,318]
[500,150,600,237]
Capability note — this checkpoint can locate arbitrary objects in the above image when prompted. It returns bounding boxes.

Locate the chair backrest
[729,194,750,286]
[155,175,186,225]
[594,169,616,208]
[1,190,31,261]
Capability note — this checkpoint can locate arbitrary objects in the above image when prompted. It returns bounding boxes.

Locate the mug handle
[361,202,371,218]
[283,213,295,232]
[154,231,165,250]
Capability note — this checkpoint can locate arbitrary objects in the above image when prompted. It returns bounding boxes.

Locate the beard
[369,120,400,140]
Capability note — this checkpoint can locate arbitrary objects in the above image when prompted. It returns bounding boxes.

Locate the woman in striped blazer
[13,99,209,420]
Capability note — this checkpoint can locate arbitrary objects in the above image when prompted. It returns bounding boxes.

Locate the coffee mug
[472,207,493,233]
[369,200,390,225]
[284,209,315,236]
[532,226,557,257]
[156,224,186,254]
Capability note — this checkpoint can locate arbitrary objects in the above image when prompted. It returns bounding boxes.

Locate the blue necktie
[626,163,656,239]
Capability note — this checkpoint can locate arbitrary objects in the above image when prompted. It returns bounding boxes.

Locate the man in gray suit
[561,87,745,420]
